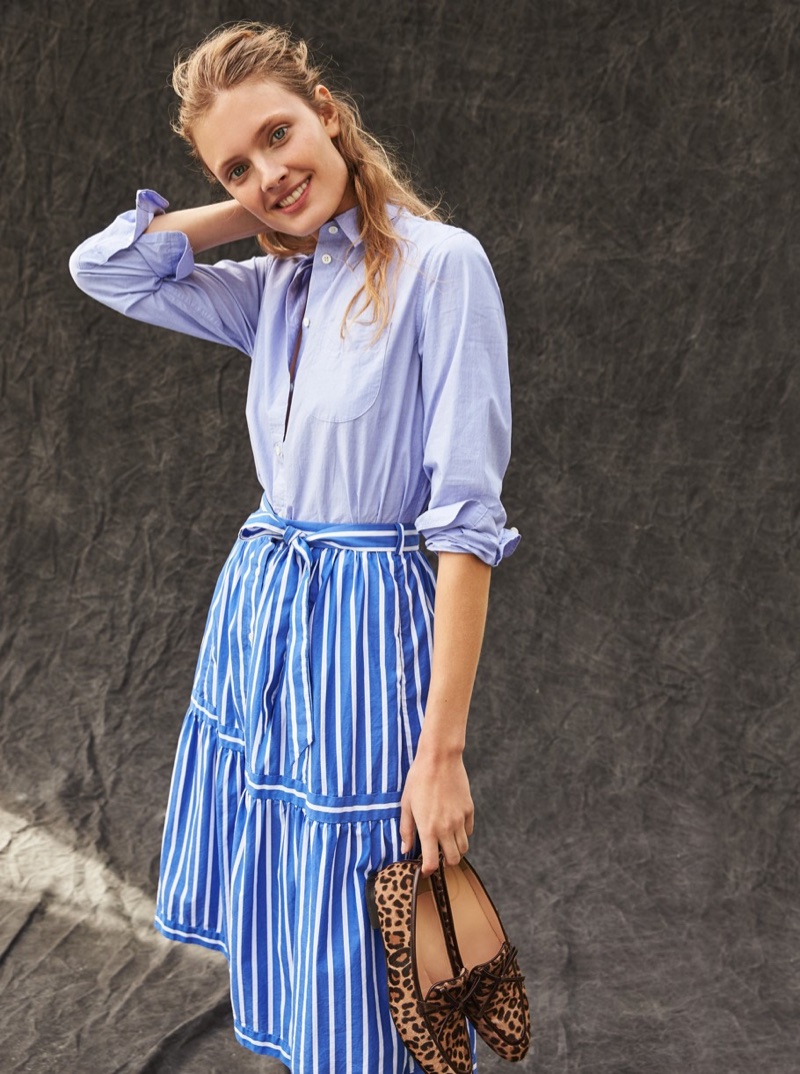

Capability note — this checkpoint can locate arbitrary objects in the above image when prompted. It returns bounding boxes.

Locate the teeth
[278,179,309,208]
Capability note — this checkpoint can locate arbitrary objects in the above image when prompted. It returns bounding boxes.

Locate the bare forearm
[418,551,492,757]
[145,199,264,253]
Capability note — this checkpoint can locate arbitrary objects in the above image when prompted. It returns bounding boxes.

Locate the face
[193,78,357,236]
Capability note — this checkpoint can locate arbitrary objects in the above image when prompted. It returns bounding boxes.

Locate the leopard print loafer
[366,858,474,1074]
[430,857,531,1062]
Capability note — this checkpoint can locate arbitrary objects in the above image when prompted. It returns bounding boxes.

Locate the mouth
[275,177,311,212]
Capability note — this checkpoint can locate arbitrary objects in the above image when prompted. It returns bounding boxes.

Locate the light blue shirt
[69,189,520,566]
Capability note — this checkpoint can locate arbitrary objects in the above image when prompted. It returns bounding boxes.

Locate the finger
[419,833,441,877]
[455,829,470,857]
[399,808,416,856]
[439,833,463,868]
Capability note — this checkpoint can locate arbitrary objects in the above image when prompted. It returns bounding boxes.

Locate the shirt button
[274,443,282,457]
[321,254,332,264]
[328,225,338,234]
[302,316,310,327]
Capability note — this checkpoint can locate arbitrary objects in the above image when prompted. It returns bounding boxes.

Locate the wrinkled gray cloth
[2,0,799,1072]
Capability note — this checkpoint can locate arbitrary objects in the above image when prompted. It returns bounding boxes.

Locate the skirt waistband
[236,495,420,768]
[239,496,420,554]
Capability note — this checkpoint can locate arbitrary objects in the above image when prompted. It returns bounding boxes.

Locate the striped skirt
[153,495,478,1072]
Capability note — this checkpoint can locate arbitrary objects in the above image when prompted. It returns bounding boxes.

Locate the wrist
[415,727,466,762]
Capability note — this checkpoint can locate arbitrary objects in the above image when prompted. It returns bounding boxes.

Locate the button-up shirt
[69,189,520,565]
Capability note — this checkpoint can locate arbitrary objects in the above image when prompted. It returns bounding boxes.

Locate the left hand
[399,748,474,877]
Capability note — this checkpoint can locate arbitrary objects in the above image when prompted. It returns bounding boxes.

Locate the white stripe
[158,720,192,918]
[354,825,371,1074]
[362,557,373,795]
[218,729,245,748]
[334,556,345,796]
[250,799,262,1030]
[231,796,250,1023]
[155,918,227,949]
[243,777,402,815]
[190,696,219,722]
[392,564,412,781]
[341,829,354,1073]
[218,750,236,940]
[400,554,421,767]
[265,798,274,1035]
[250,548,288,768]
[169,735,201,925]
[240,521,419,548]
[408,554,436,740]
[208,556,234,702]
[326,831,337,1069]
[349,564,359,790]
[234,1027,292,1061]
[277,802,291,1036]
[232,552,252,724]
[188,726,211,926]
[202,740,218,930]
[294,822,315,1067]
[378,562,390,793]
[385,825,403,1072]
[319,550,332,797]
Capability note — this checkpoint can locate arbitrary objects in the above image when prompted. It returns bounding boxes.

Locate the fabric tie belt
[238,497,421,767]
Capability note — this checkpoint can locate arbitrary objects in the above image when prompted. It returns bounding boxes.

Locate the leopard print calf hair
[429,860,531,1062]
[367,860,473,1074]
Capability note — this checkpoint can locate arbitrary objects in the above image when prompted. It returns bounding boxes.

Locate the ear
[313,85,341,138]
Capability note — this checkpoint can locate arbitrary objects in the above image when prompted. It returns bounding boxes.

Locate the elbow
[68,244,91,293]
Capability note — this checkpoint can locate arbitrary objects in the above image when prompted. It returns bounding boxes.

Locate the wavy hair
[171,22,445,335]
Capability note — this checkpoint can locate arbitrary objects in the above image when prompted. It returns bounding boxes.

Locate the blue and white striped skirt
[153,495,478,1072]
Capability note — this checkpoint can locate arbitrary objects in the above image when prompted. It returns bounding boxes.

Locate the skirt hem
[153,914,228,956]
[233,1022,294,1062]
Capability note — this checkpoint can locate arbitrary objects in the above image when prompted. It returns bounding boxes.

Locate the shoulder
[388,206,491,269]
[388,208,503,326]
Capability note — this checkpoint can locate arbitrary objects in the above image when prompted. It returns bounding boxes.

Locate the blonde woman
[70,22,520,1073]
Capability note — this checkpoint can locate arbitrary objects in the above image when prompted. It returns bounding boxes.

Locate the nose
[255,153,287,193]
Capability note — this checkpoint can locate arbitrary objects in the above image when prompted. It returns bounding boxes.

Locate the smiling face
[193,78,357,237]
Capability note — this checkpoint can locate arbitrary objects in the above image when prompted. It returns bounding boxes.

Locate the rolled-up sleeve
[413,230,521,566]
[68,189,266,355]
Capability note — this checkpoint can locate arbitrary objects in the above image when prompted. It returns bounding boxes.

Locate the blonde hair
[171,22,445,334]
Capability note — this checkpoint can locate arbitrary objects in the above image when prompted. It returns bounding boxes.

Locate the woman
[69,22,520,1073]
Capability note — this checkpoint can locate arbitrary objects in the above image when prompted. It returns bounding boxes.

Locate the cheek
[323,141,348,184]
[230,182,260,208]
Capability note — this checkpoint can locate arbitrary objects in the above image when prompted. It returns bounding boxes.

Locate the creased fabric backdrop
[2,0,799,1071]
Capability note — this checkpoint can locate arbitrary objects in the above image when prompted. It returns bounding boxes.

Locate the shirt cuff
[132,188,170,240]
[71,189,195,280]
[414,499,521,566]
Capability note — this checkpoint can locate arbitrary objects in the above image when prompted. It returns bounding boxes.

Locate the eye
[272,125,288,144]
[228,162,248,182]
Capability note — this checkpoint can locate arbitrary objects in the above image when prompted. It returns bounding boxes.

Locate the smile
[277,178,310,209]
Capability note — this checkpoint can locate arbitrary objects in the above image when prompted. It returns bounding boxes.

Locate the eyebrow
[216,116,277,174]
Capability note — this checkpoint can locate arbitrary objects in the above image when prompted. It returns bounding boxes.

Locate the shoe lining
[443,862,505,970]
[416,876,458,995]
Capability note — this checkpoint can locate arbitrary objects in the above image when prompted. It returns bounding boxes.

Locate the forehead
[194,78,313,169]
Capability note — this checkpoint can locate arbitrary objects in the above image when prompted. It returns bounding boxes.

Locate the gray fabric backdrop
[2,0,798,1071]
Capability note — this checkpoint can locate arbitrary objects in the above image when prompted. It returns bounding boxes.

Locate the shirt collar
[329,202,403,248]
